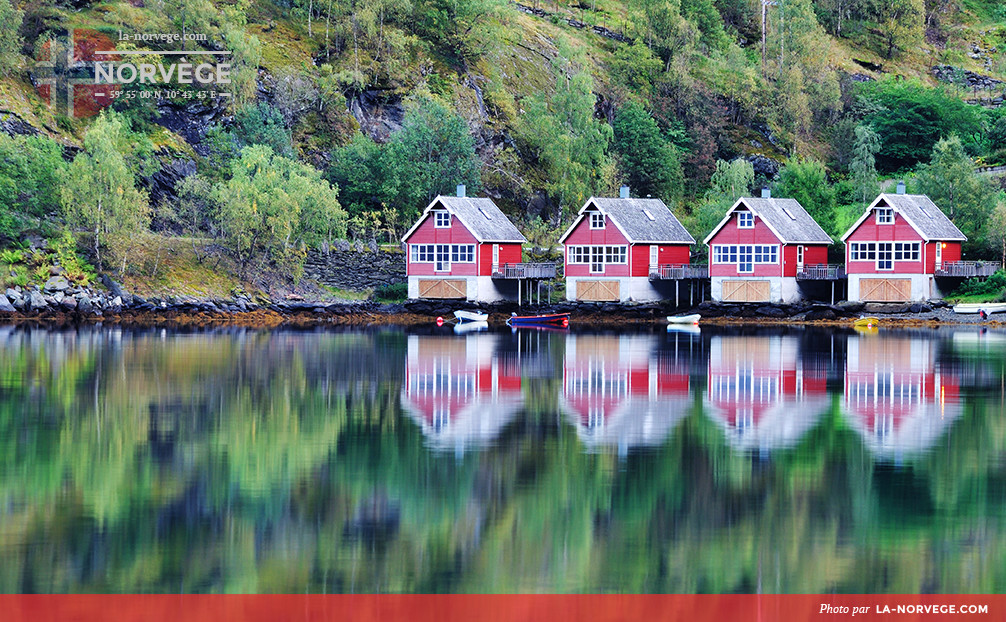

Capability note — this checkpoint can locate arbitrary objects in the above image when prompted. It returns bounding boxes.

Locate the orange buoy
[436,316,444,326]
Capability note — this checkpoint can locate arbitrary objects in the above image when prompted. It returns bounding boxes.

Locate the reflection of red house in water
[844,335,961,456]
[401,334,523,451]
[705,335,829,452]
[560,335,693,451]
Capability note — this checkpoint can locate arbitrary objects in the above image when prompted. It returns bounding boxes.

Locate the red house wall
[404,211,479,276]
[627,244,692,277]
[707,211,783,277]
[563,214,631,277]
[923,241,961,274]
[845,212,925,275]
[478,242,522,276]
[779,244,829,277]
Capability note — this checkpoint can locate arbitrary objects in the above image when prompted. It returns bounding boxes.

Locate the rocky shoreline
[1,279,1000,328]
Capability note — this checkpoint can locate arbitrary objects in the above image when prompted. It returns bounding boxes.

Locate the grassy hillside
[1,0,1005,295]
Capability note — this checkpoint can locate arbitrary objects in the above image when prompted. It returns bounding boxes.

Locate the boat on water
[454,320,489,334]
[667,314,701,325]
[454,309,489,322]
[853,316,879,328]
[952,302,1006,315]
[506,312,570,327]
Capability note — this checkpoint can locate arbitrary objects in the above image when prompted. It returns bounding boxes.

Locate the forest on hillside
[1,0,1005,288]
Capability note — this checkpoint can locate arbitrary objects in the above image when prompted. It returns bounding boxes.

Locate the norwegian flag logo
[32,29,120,119]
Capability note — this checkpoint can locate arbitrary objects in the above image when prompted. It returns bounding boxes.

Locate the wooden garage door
[577,280,620,301]
[418,279,467,299]
[721,280,771,302]
[860,278,911,302]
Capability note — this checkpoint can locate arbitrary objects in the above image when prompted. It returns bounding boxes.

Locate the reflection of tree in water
[0,327,1004,593]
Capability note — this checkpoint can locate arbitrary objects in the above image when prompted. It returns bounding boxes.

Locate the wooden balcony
[649,264,709,280]
[796,264,846,280]
[492,262,557,279]
[935,261,1000,278]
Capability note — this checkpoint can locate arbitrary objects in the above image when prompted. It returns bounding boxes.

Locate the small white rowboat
[667,314,701,325]
[952,303,1006,314]
[454,310,489,322]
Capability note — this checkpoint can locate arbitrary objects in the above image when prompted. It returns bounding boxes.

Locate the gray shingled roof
[733,197,833,244]
[874,193,966,241]
[425,196,526,243]
[574,198,695,244]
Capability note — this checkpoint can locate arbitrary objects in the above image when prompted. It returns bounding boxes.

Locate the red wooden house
[704,335,829,452]
[844,334,960,456]
[401,333,523,452]
[560,334,693,452]
[558,187,698,302]
[840,186,966,302]
[401,186,527,302]
[703,190,833,303]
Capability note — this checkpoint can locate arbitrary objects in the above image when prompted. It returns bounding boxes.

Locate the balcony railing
[796,264,846,280]
[935,261,1000,278]
[492,262,557,279]
[649,264,709,280]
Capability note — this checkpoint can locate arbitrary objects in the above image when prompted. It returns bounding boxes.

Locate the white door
[935,243,942,270]
[649,245,659,274]
[796,245,804,272]
[492,244,500,272]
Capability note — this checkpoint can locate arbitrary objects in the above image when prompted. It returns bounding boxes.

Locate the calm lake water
[1,323,1004,593]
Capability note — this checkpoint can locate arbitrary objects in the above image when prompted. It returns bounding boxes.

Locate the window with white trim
[849,241,919,265]
[590,212,605,229]
[738,212,754,228]
[875,208,894,225]
[411,244,474,264]
[712,245,777,270]
[566,245,627,271]
[434,211,451,228]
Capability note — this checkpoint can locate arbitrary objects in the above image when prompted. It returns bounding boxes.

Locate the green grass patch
[373,282,407,302]
[321,284,372,300]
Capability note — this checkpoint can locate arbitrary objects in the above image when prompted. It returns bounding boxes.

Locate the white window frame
[435,244,451,271]
[411,244,436,263]
[876,242,893,271]
[875,208,894,225]
[738,212,754,229]
[590,212,605,229]
[568,245,626,271]
[434,211,451,228]
[712,244,777,270]
[450,244,475,263]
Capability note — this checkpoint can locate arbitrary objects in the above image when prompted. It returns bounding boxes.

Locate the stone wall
[304,248,406,291]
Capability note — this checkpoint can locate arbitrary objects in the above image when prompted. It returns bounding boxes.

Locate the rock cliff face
[303,249,406,291]
[0,111,41,137]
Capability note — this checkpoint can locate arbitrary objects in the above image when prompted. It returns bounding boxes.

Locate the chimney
[896,180,906,195]
[456,184,466,198]
[761,186,771,199]
[619,185,630,199]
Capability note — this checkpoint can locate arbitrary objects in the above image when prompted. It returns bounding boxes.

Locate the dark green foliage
[613,102,684,202]
[855,79,983,173]
[681,0,730,51]
[327,133,397,218]
[0,134,65,239]
[373,282,408,301]
[776,158,837,235]
[950,270,1006,301]
[232,103,294,157]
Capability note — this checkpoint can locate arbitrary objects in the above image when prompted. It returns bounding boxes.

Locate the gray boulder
[29,290,47,310]
[77,295,93,314]
[44,276,70,292]
[0,295,14,313]
[5,288,21,301]
[61,297,77,310]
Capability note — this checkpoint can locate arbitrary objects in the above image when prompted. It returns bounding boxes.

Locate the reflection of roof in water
[401,390,524,452]
[703,395,830,452]
[560,396,691,451]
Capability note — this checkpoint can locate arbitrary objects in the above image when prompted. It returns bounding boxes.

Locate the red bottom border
[2,594,1000,622]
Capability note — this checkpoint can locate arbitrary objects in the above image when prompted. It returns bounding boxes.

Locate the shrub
[373,282,408,302]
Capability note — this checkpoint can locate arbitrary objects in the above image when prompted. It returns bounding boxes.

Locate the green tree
[414,0,507,61]
[518,51,614,214]
[681,0,729,52]
[233,103,294,157]
[0,0,23,76]
[916,136,996,251]
[60,112,151,273]
[850,124,881,206]
[212,145,346,279]
[777,158,836,234]
[856,79,982,172]
[386,93,482,219]
[871,0,924,59]
[687,158,753,240]
[612,102,683,202]
[327,133,398,219]
[0,134,65,236]
[610,41,663,100]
